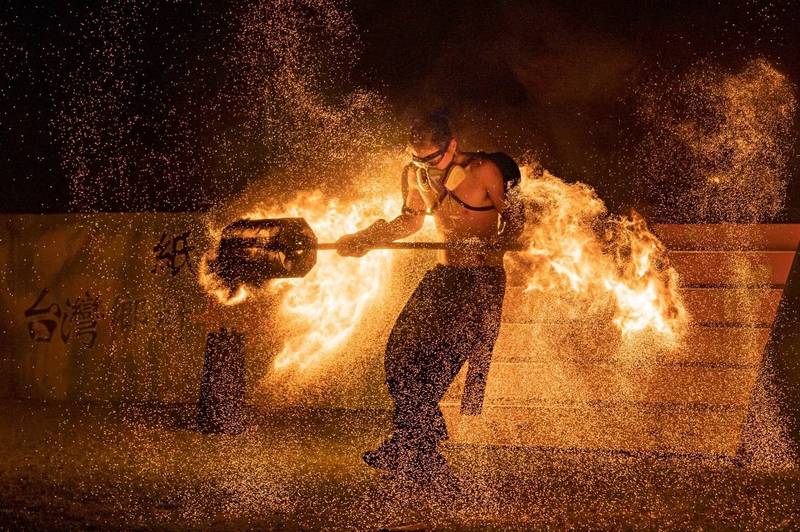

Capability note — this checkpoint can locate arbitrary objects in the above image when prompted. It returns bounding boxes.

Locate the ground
[0,400,798,530]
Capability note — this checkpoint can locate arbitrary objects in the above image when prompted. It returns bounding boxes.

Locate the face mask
[416,163,467,192]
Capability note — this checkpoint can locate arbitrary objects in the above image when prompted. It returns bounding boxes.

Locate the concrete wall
[0,214,212,403]
[0,213,429,409]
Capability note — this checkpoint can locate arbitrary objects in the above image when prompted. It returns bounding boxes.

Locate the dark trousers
[384,264,506,449]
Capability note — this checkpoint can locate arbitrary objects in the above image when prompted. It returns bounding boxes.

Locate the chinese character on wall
[152,230,196,276]
[24,288,102,348]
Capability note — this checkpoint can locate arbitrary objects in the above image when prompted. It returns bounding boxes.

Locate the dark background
[2,0,799,219]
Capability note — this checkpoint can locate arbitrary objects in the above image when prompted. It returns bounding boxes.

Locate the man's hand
[335,233,370,257]
[335,219,389,257]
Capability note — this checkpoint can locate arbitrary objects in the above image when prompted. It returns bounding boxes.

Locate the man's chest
[415,170,487,212]
[415,174,497,231]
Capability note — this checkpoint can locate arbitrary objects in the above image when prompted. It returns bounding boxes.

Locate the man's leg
[363,270,437,470]
[460,268,506,415]
[369,266,470,468]
[415,267,507,446]
[366,267,506,477]
[396,334,472,489]
[384,268,482,475]
[404,269,506,493]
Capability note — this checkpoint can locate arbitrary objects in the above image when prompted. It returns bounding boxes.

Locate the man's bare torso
[407,154,504,267]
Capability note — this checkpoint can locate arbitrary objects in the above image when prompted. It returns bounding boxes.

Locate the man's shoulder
[470,152,522,191]
[466,154,503,181]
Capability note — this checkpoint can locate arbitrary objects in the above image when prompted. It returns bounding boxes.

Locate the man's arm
[336,173,426,257]
[480,162,525,246]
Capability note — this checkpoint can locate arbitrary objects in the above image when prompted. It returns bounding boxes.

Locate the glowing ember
[198,254,252,307]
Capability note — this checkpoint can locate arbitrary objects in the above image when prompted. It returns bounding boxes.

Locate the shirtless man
[336,111,524,483]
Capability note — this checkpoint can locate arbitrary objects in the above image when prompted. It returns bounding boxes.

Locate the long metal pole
[221,236,525,252]
[315,241,524,251]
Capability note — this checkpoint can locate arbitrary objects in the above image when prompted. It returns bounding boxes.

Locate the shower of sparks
[637,58,797,223]
[5,0,800,527]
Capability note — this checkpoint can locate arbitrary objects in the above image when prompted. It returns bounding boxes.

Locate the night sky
[2,0,799,220]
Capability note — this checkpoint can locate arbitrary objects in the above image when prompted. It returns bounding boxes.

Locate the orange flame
[512,167,687,342]
[217,191,402,373]
[199,164,687,380]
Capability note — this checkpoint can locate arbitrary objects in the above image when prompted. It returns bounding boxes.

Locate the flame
[511,167,687,341]
[242,191,400,372]
[198,253,253,306]
[200,164,687,381]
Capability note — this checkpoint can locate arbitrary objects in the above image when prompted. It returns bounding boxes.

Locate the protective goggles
[410,141,450,169]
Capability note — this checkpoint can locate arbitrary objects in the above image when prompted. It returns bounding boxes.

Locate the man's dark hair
[409,109,453,148]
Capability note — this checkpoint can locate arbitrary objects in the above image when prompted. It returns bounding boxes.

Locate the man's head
[409,110,457,171]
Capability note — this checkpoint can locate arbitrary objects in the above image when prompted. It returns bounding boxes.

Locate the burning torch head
[209,218,318,290]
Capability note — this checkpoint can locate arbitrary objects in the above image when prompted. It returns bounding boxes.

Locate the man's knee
[384,339,420,384]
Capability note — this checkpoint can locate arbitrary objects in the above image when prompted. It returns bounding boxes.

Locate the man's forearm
[358,214,422,244]
[383,214,423,241]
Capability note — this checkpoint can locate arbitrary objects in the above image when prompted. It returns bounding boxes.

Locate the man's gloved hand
[335,219,388,257]
[335,232,370,257]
